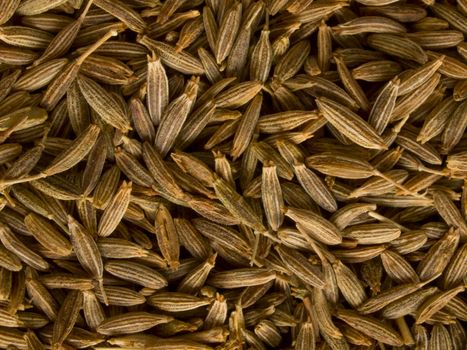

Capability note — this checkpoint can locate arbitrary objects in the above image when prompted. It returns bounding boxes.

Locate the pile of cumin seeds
[0,0,466,349]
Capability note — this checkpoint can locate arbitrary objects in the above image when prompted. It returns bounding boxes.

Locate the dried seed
[104,260,167,289]
[208,268,275,289]
[0,225,49,271]
[97,181,132,237]
[316,97,387,150]
[335,309,403,346]
[52,290,83,349]
[97,312,173,335]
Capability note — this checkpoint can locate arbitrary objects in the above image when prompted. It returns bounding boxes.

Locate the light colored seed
[215,80,263,109]
[334,54,370,112]
[13,58,68,91]
[154,203,179,269]
[177,254,216,294]
[171,150,214,188]
[187,196,241,227]
[288,205,342,244]
[250,25,272,83]
[215,1,242,64]
[207,268,276,289]
[357,283,426,315]
[68,215,107,304]
[213,150,235,187]
[441,100,467,155]
[368,77,399,135]
[335,309,403,346]
[330,203,377,231]
[343,223,401,245]
[155,76,198,157]
[417,227,461,281]
[261,162,284,231]
[52,290,83,349]
[352,60,402,82]
[433,191,467,239]
[16,0,68,15]
[416,285,465,324]
[441,243,467,289]
[316,97,387,150]
[25,270,59,320]
[294,2,345,23]
[77,75,131,132]
[192,218,252,265]
[80,54,133,85]
[24,213,72,257]
[295,321,315,350]
[104,260,168,289]
[148,292,210,312]
[0,244,22,272]
[94,286,146,307]
[0,26,53,49]
[93,0,146,33]
[367,33,428,64]
[295,163,338,212]
[97,180,132,237]
[44,123,100,176]
[147,51,168,126]
[273,40,310,86]
[333,15,406,35]
[333,259,367,308]
[275,245,325,288]
[174,218,211,260]
[397,81,442,126]
[231,93,262,160]
[312,287,343,338]
[0,225,49,271]
[97,238,148,259]
[418,97,458,144]
[92,165,121,210]
[430,2,467,34]
[382,287,438,319]
[426,50,467,79]
[381,250,420,284]
[0,46,38,65]
[115,147,154,187]
[138,35,204,75]
[0,0,20,25]
[97,312,173,336]
[333,245,387,264]
[390,230,427,255]
[454,79,467,101]
[82,290,105,331]
[213,175,265,231]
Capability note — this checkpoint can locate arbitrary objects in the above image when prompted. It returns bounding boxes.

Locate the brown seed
[316,97,387,150]
[335,309,404,346]
[97,312,173,335]
[97,181,132,237]
[0,225,49,271]
[275,245,325,289]
[52,290,83,349]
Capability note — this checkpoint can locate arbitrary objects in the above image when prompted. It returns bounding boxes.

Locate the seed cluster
[0,0,466,349]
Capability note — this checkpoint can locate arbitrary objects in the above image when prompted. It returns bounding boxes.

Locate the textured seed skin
[0,1,466,349]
